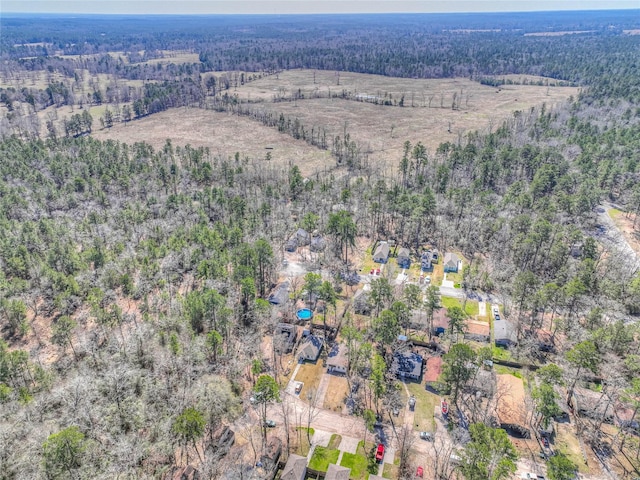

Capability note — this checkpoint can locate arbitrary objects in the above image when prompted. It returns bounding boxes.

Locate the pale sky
[2,0,639,15]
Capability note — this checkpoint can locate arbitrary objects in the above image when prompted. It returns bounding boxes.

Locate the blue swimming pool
[296,308,313,321]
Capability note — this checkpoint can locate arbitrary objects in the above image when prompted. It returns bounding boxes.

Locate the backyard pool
[296,308,313,321]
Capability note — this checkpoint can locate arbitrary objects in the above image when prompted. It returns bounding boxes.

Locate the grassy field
[295,361,326,400]
[406,382,437,432]
[92,107,334,176]
[294,427,315,456]
[323,375,349,412]
[340,440,375,480]
[555,423,590,474]
[440,297,479,317]
[232,69,579,168]
[309,446,340,472]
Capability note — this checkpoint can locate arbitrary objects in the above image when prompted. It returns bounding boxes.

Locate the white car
[492,305,500,317]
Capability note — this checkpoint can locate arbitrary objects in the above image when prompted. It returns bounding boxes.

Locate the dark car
[542,437,549,448]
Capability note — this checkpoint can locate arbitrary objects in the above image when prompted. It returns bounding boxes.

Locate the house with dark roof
[397,247,411,268]
[310,235,326,252]
[298,334,323,362]
[296,228,311,246]
[391,352,423,380]
[281,454,307,480]
[325,464,351,480]
[275,323,298,353]
[373,242,390,263]
[327,343,348,374]
[268,282,290,305]
[421,250,434,272]
[443,253,460,273]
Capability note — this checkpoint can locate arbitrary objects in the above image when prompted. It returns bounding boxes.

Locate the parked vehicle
[419,431,433,441]
[375,443,385,462]
[416,466,424,477]
[264,420,276,428]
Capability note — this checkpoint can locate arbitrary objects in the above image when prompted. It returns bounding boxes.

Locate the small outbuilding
[373,241,390,264]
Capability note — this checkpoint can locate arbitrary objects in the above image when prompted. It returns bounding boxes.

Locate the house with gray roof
[298,334,323,362]
[443,252,460,273]
[281,454,307,480]
[325,464,351,480]
[373,241,390,263]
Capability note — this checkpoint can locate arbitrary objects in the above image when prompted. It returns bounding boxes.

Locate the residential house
[373,241,390,264]
[572,387,615,423]
[424,356,443,392]
[496,374,530,438]
[397,247,411,268]
[494,318,517,347]
[310,235,326,252]
[274,323,298,353]
[353,289,371,315]
[420,250,434,272]
[325,464,351,480]
[281,454,307,480]
[268,282,290,306]
[327,343,348,374]
[296,228,311,246]
[298,334,323,362]
[443,253,460,273]
[260,438,282,472]
[464,320,490,343]
[391,352,423,380]
[432,308,450,336]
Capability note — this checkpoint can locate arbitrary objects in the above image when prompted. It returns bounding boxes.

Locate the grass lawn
[308,446,340,472]
[294,427,315,456]
[608,207,624,219]
[382,462,399,479]
[328,434,342,449]
[494,364,523,378]
[446,270,464,285]
[431,263,444,286]
[492,345,514,362]
[340,451,369,480]
[295,361,325,400]
[440,296,479,317]
[555,423,590,474]
[406,382,437,432]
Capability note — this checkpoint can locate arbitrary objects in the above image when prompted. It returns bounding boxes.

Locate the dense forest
[1,10,640,480]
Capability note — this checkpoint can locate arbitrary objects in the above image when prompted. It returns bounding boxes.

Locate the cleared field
[91,107,334,176]
[232,70,578,168]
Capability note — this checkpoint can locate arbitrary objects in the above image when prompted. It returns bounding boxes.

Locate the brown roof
[496,374,528,429]
[325,464,351,480]
[424,356,443,383]
[465,320,490,336]
[281,454,307,480]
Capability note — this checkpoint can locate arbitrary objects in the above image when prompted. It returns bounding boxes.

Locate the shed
[397,247,411,268]
[443,253,460,273]
[496,374,530,438]
[281,454,307,480]
[327,343,348,374]
[268,282,290,306]
[325,464,351,480]
[373,242,390,264]
[298,334,323,362]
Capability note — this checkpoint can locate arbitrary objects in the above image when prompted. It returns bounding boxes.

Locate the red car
[375,443,385,462]
[416,466,424,477]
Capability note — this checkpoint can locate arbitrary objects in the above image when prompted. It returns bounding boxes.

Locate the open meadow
[87,69,578,175]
